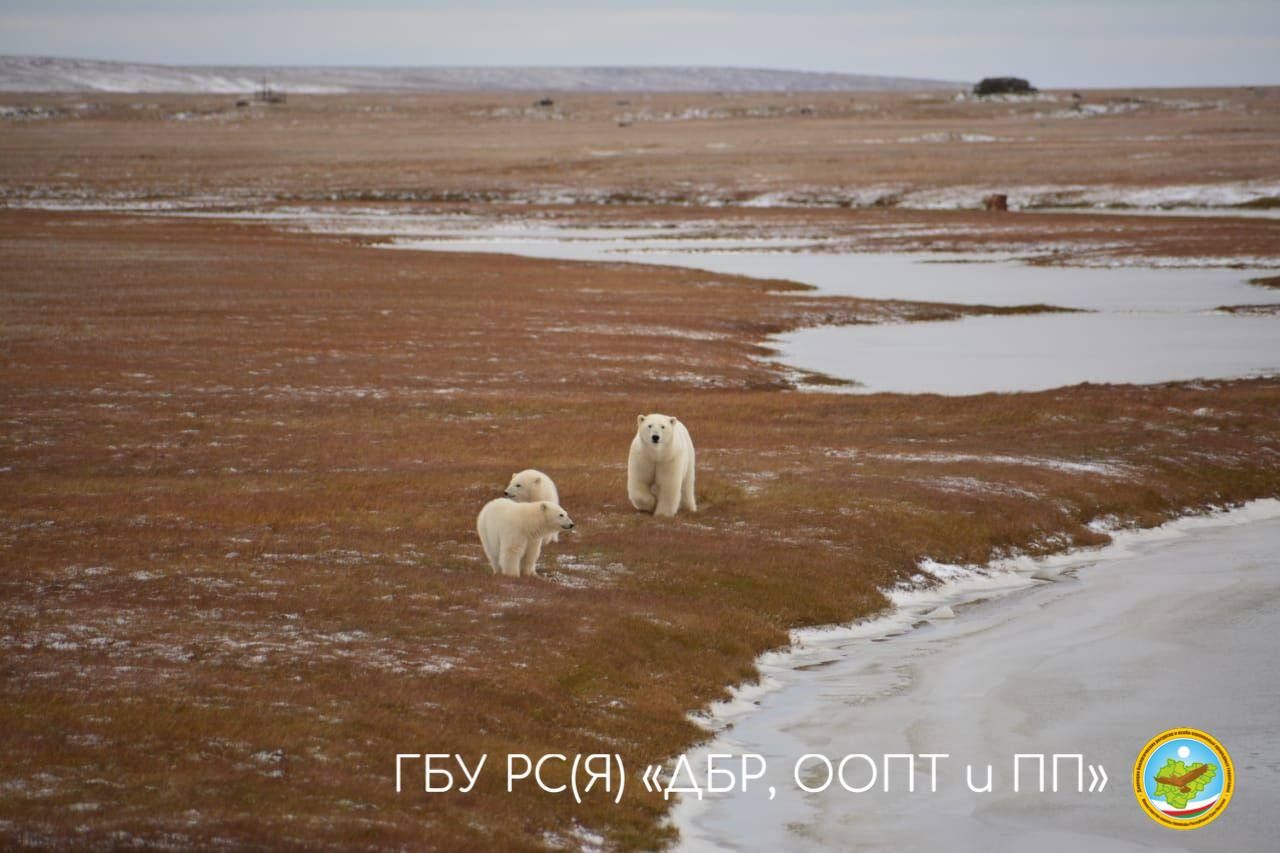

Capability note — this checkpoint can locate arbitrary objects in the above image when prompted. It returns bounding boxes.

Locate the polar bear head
[505,469,549,501]
[540,501,575,531]
[637,413,679,454]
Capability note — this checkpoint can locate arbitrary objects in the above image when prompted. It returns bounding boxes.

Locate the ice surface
[674,500,1280,852]
[777,311,1280,395]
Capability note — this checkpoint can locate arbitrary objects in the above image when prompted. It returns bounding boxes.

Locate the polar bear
[503,469,561,544]
[476,499,575,578]
[628,413,696,517]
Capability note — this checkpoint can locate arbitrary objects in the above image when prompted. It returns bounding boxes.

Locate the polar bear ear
[669,417,678,426]
[540,501,551,514]
[532,476,542,485]
[637,414,646,426]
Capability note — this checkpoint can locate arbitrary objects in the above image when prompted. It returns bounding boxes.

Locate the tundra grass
[2,211,1279,849]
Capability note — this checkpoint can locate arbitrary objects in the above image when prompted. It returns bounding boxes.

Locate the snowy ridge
[0,56,962,93]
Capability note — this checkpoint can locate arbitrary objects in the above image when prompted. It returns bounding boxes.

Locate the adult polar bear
[628,413,696,517]
[476,499,575,578]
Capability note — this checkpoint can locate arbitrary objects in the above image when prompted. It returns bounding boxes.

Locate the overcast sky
[1,1,1277,87]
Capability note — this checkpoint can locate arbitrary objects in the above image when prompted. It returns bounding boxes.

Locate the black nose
[651,435,660,443]
[567,522,575,529]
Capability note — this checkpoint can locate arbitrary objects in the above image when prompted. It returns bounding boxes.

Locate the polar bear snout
[650,433,661,444]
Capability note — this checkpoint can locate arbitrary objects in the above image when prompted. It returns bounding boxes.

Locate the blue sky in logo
[1143,737,1225,808]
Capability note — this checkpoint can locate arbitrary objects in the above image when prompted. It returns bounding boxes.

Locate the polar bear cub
[476,499,574,578]
[504,469,561,544]
[628,413,696,517]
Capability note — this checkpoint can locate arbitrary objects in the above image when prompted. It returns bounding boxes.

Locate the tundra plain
[2,86,1280,849]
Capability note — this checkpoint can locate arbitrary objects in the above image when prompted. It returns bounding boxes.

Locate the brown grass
[3,88,1279,206]
[3,209,1279,849]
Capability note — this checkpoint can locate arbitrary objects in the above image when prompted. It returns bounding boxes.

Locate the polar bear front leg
[520,539,544,578]
[628,458,657,512]
[680,477,697,514]
[654,463,683,517]
[630,485,656,513]
[681,452,697,513]
[498,541,526,578]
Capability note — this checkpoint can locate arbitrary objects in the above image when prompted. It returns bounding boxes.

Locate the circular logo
[1133,727,1233,830]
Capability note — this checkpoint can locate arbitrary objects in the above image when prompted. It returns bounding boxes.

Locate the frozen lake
[383,227,1280,395]
[783,311,1279,394]
[673,501,1280,852]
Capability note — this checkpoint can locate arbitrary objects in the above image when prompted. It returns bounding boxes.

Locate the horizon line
[4,54,1277,90]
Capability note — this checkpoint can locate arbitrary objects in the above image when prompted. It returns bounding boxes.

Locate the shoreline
[681,497,1280,734]
[673,498,1280,850]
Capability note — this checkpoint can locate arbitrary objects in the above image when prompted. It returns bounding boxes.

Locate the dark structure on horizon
[973,77,1036,96]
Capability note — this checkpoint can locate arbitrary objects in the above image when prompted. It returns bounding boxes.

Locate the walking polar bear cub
[476,499,574,578]
[628,413,696,517]
[504,469,561,544]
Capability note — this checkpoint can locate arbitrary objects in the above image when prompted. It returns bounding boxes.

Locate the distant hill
[0,56,964,93]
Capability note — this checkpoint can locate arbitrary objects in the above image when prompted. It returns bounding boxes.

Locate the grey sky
[1,1,1276,87]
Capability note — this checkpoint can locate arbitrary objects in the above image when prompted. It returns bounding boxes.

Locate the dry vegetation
[2,87,1279,207]
[2,88,1280,849]
[3,209,1279,849]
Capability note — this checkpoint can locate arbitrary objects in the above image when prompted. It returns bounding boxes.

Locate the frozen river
[673,501,1280,852]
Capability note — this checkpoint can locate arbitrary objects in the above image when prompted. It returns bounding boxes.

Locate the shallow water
[390,232,1280,394]
[784,311,1280,394]
[673,503,1280,852]
[395,238,1267,311]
